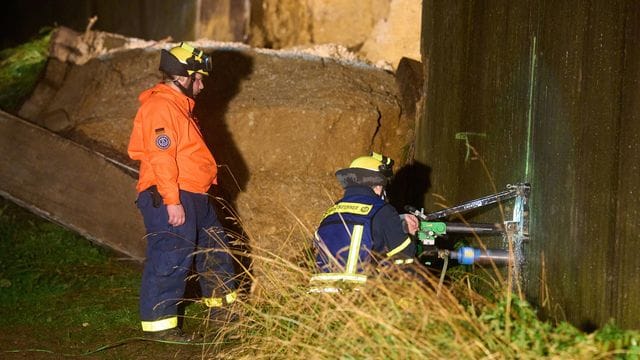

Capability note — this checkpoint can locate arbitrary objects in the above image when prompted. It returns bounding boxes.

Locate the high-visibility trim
[322,202,373,219]
[386,237,412,258]
[202,298,224,307]
[141,316,178,332]
[310,273,367,284]
[225,291,238,304]
[345,224,364,274]
[203,290,238,308]
[393,258,415,265]
[204,297,223,308]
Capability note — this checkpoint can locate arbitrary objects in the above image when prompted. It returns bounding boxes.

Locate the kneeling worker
[311,152,419,290]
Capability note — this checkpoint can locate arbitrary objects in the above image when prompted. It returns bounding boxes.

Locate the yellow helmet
[336,152,394,188]
[159,42,212,76]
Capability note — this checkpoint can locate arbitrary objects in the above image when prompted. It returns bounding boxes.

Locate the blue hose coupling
[451,247,511,266]
[456,247,480,265]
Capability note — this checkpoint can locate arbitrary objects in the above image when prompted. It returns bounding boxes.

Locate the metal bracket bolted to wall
[407,183,531,287]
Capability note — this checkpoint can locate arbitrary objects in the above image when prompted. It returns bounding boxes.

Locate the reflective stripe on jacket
[128,83,217,205]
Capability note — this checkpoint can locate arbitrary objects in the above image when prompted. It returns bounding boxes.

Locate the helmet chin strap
[173,77,195,99]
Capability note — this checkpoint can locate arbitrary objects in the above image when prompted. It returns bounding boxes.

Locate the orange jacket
[127,83,218,205]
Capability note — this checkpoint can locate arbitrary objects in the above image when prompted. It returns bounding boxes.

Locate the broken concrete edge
[50,26,395,72]
[14,109,141,177]
[0,189,143,263]
[1,111,145,261]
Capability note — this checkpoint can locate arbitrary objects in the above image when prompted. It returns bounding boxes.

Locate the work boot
[145,327,192,342]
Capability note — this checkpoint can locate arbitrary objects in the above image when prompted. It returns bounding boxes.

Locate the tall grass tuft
[201,234,639,359]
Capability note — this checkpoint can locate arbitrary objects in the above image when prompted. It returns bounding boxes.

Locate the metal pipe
[449,247,512,266]
[444,222,504,234]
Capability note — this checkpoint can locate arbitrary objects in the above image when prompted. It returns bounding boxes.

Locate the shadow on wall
[195,49,253,208]
[388,161,432,213]
[194,49,254,295]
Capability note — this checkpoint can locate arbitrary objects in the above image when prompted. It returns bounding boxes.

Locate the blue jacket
[314,186,416,277]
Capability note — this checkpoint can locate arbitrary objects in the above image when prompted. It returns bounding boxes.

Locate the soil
[18,27,422,264]
[2,327,224,360]
[1,311,225,360]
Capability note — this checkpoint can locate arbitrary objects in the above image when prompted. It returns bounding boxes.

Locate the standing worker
[311,152,419,291]
[128,42,237,341]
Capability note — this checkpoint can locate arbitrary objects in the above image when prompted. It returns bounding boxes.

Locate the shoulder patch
[155,134,171,150]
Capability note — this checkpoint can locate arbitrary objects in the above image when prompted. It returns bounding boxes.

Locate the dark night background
[1,0,198,49]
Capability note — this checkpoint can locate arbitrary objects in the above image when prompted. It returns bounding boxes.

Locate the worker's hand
[400,214,419,235]
[167,204,185,227]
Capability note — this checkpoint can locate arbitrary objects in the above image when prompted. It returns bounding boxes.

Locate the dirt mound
[248,0,422,69]
[19,28,417,259]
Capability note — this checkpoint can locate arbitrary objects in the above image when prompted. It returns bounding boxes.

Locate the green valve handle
[420,221,446,233]
[417,221,447,245]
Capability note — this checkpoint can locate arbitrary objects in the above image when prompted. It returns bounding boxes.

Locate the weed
[0,28,50,112]
[1,197,639,359]
[200,233,640,359]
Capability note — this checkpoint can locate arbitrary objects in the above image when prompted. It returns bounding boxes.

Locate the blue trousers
[136,188,236,328]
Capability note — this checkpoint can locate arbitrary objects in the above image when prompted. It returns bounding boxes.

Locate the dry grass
[193,234,638,360]
[194,188,640,360]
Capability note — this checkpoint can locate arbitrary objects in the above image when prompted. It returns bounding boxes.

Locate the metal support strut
[407,183,530,269]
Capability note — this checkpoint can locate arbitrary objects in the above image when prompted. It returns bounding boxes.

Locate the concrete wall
[0,111,145,260]
[418,1,640,330]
